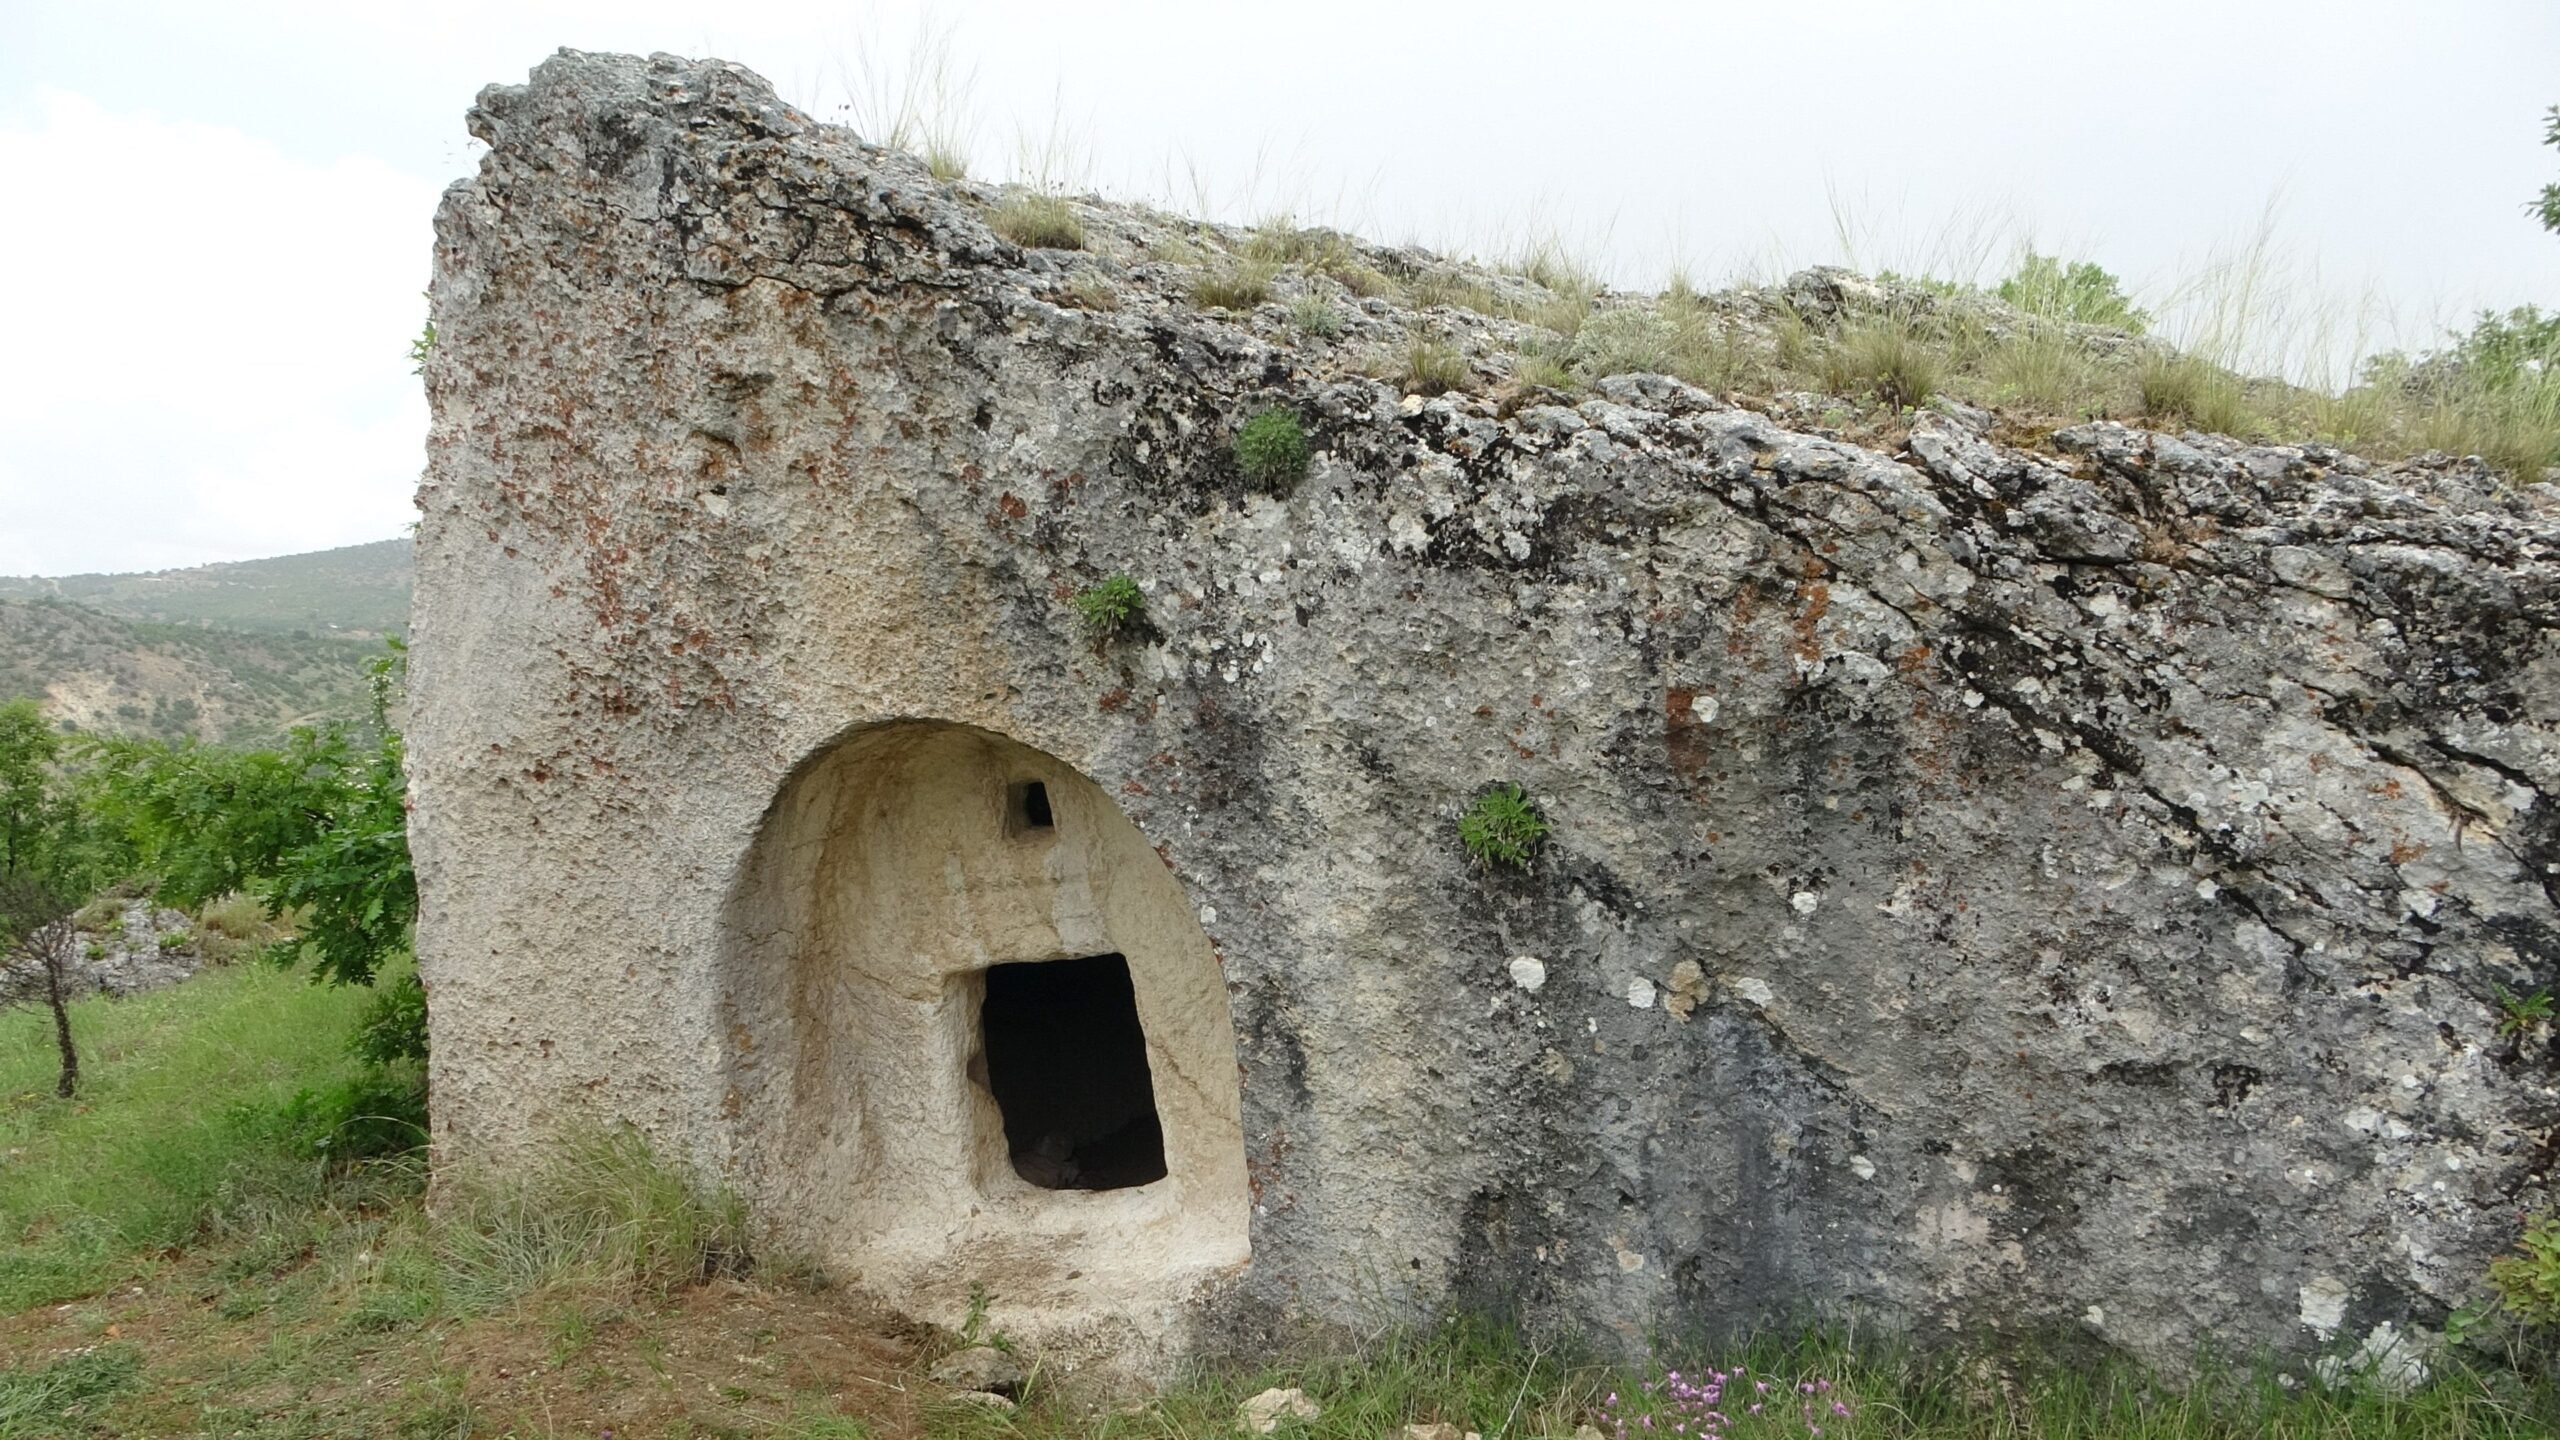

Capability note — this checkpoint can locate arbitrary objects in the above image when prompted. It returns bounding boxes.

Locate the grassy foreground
[0,971,2554,1438]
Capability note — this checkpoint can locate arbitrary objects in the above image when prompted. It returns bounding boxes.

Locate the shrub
[1234,409,1311,487]
[157,929,192,952]
[354,970,430,1066]
[1071,575,1146,640]
[1190,259,1277,311]
[1997,254,2148,332]
[992,194,1084,250]
[1402,340,1472,397]
[1458,784,1549,870]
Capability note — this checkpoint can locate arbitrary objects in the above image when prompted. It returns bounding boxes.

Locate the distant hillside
[0,598,384,743]
[0,537,412,636]
[0,538,410,743]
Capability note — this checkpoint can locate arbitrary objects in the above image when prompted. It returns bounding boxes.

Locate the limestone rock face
[414,50,2560,1373]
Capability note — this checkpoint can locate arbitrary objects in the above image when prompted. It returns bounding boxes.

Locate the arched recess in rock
[718,719,1249,1320]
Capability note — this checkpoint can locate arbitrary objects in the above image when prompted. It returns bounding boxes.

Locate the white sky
[3,0,2557,576]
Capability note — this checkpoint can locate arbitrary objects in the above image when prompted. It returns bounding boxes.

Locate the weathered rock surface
[414,50,2560,1377]
[929,1345,1026,1397]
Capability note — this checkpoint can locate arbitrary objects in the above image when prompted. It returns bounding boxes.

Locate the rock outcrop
[413,50,2560,1374]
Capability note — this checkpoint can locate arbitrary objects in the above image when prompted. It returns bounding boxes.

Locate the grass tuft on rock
[1191,259,1278,311]
[992,193,1084,250]
[1401,340,1472,397]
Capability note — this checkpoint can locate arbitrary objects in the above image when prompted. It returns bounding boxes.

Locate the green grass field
[0,969,2552,1438]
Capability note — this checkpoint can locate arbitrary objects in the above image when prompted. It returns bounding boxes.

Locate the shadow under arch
[717,719,1249,1320]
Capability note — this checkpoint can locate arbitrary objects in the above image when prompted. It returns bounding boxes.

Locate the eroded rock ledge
[414,49,2560,1374]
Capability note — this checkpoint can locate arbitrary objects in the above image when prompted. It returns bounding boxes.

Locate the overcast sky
[4,0,2556,576]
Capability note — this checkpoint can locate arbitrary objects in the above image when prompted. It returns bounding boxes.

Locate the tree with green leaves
[74,641,421,1061]
[0,698,94,1097]
[2535,104,2560,237]
[0,699,59,876]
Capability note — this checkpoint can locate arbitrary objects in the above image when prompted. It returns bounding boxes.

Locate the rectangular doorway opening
[1007,780,1054,836]
[979,953,1167,1191]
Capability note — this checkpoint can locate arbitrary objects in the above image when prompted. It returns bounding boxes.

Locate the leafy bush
[353,970,429,1066]
[992,194,1084,250]
[1458,784,1549,870]
[1997,254,2148,333]
[2534,103,2560,236]
[1234,408,1311,487]
[1071,575,1146,641]
[2419,305,2560,395]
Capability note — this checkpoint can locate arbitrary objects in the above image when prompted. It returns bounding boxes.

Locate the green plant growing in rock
[2489,1212,2560,1329]
[992,194,1084,250]
[1233,409,1310,487]
[1071,575,1146,641]
[2496,985,2554,1036]
[407,316,436,377]
[1457,784,1549,870]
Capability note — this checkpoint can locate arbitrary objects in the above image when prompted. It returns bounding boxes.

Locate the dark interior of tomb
[979,952,1167,1191]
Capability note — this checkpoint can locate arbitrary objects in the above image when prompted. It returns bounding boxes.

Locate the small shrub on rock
[1234,409,1310,487]
[1998,253,2148,333]
[1458,784,1549,870]
[1289,296,1341,338]
[1072,575,1146,640]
